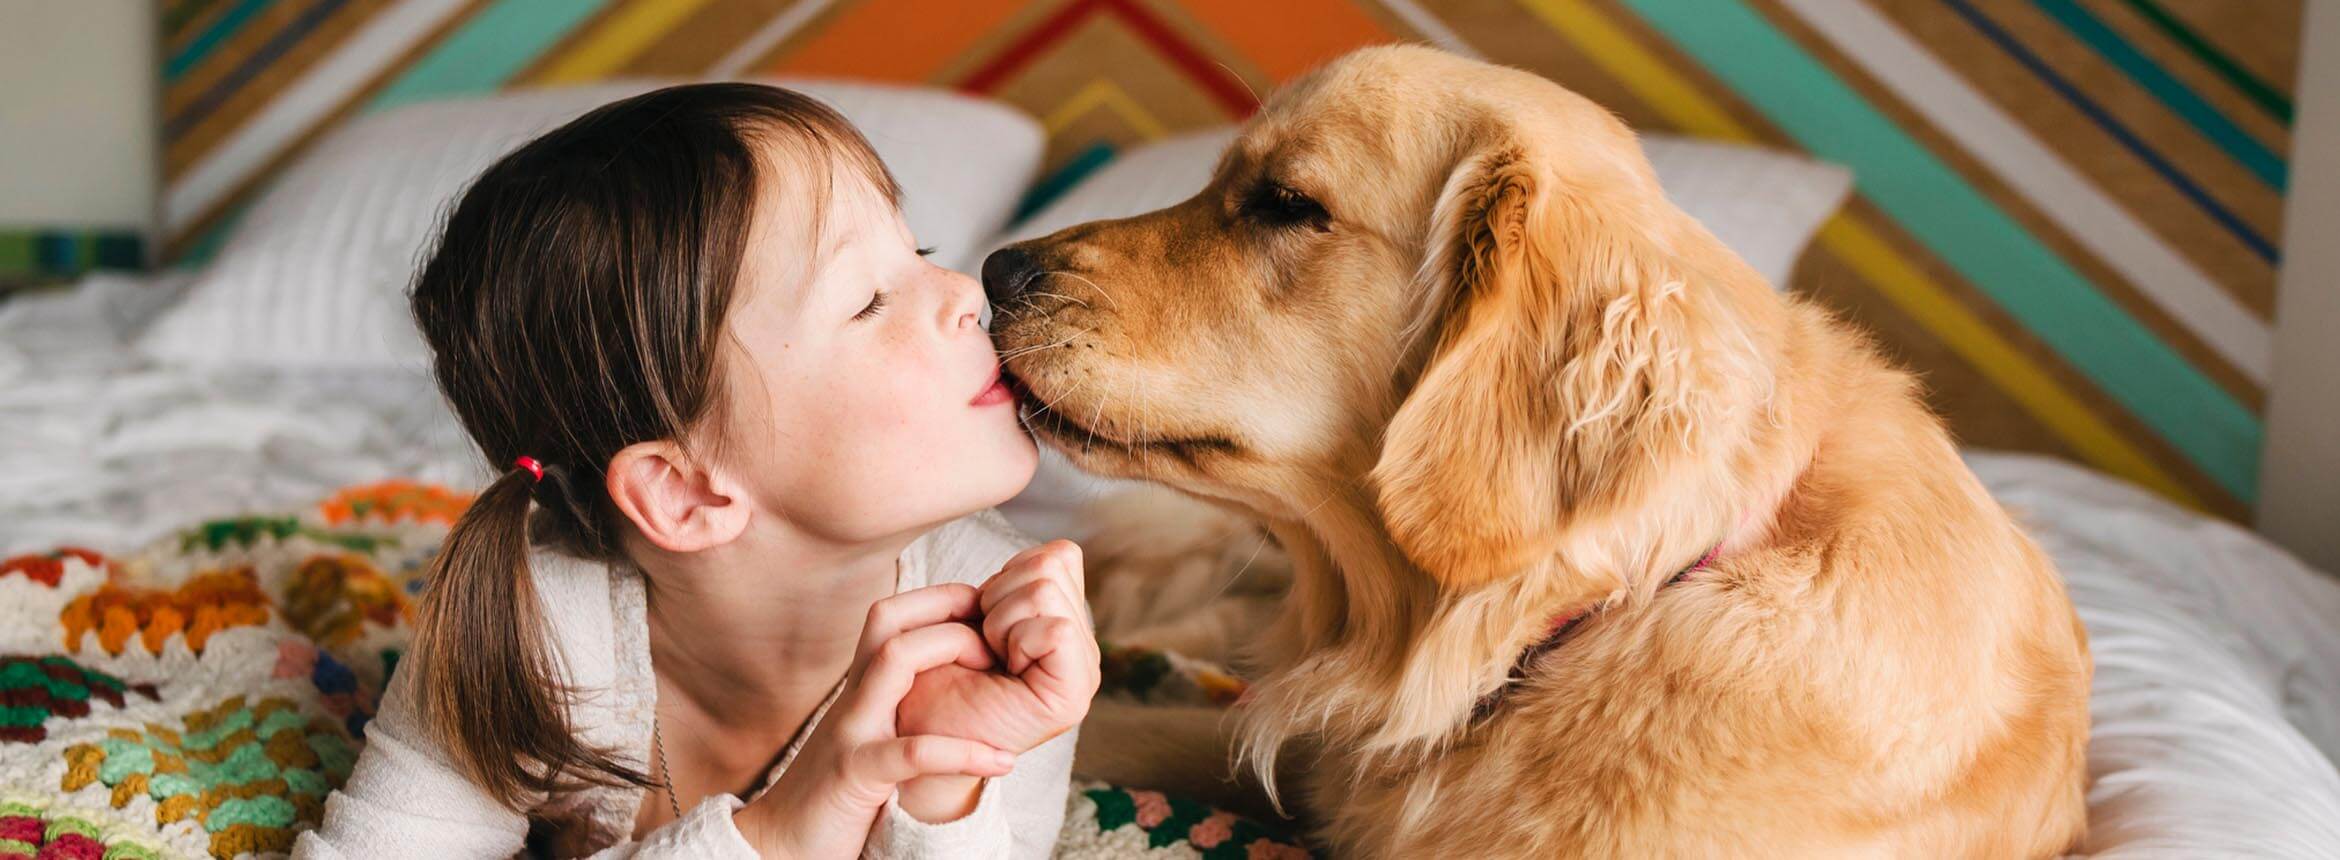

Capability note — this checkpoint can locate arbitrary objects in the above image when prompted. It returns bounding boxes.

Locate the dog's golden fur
[993,46,2091,857]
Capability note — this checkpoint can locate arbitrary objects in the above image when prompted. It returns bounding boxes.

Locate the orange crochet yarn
[1,546,107,587]
[59,568,273,656]
[315,480,472,526]
[279,554,411,647]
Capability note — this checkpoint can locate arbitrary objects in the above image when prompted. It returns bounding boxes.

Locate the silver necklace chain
[649,560,892,825]
[653,709,683,821]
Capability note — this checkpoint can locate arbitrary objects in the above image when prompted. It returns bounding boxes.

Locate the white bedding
[5,273,2338,856]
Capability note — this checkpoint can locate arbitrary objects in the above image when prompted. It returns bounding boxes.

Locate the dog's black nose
[981,246,1040,305]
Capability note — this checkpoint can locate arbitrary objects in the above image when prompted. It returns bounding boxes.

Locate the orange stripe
[766,0,1029,83]
[1176,0,1393,82]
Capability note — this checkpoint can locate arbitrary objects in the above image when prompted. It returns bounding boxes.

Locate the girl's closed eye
[853,290,888,321]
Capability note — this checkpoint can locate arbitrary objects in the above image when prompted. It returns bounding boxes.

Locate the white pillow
[993,126,1854,540]
[138,80,1044,370]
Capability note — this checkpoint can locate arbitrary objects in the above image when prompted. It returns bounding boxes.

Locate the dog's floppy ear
[1371,140,1707,589]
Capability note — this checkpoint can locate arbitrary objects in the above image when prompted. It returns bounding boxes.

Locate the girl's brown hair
[406,82,899,808]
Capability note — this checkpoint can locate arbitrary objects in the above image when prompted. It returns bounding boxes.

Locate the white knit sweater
[293,509,1074,858]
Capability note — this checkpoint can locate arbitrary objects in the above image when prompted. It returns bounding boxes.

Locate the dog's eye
[1244,182,1331,231]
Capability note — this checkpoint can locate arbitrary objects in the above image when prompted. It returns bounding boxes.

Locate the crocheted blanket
[0,481,1307,859]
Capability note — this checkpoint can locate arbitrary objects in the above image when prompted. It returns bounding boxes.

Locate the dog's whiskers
[1050,271,1121,308]
[1022,290,1090,308]
[1206,489,1339,604]
[1026,376,1087,423]
[1082,386,1111,457]
[997,328,1093,361]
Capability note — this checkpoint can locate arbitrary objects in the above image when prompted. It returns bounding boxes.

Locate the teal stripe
[1014,142,1118,221]
[2116,0,2292,123]
[165,0,234,36]
[365,0,611,112]
[165,0,275,82]
[2034,0,2285,190]
[1620,0,2261,500]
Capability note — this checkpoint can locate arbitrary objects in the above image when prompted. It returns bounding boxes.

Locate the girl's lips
[971,368,1013,407]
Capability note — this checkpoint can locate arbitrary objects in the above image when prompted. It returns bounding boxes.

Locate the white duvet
[5,273,2337,856]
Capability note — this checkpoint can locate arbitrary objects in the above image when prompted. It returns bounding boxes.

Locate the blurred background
[1,0,2332,566]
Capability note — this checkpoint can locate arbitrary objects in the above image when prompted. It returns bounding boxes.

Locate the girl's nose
[939,269,989,332]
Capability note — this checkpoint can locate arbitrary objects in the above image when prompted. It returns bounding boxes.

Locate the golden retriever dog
[984,46,2091,857]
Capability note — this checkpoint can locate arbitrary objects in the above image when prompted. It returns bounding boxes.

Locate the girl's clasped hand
[734,542,1097,858]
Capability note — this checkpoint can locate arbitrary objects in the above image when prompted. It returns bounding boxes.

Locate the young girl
[294,83,1098,858]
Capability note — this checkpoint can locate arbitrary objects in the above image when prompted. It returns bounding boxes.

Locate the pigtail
[410,466,651,809]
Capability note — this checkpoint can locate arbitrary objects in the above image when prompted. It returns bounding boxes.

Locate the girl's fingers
[837,622,994,735]
[982,541,1087,625]
[981,579,1082,672]
[845,735,1016,791]
[852,583,983,672]
[1001,615,1099,707]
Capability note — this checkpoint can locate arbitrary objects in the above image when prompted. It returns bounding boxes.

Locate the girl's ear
[605,440,750,553]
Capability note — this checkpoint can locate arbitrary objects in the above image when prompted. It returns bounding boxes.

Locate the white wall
[2258,0,2340,574]
[0,1,157,236]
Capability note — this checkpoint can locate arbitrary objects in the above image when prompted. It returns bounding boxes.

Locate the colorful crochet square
[58,695,357,858]
[316,481,471,527]
[0,548,106,589]
[270,642,378,739]
[58,570,271,657]
[1083,786,1310,859]
[0,656,158,744]
[0,801,166,860]
[278,555,410,648]
[175,518,392,556]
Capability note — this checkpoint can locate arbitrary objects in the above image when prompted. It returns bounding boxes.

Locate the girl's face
[713,149,1036,546]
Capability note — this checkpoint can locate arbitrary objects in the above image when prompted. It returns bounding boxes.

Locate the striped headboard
[159,0,2300,522]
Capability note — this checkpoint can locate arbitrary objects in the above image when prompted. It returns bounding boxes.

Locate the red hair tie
[513,456,545,484]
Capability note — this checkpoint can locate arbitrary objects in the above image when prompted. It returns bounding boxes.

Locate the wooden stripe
[701,0,837,78]
[616,1,793,77]
[1044,79,1172,139]
[2034,0,2285,189]
[1816,216,2206,508]
[167,0,352,140]
[1516,0,2213,508]
[2085,0,2290,146]
[1867,1,2276,317]
[1097,0,1258,115]
[166,0,395,177]
[961,0,1104,93]
[958,0,1257,115]
[1375,0,1485,58]
[2116,0,2293,121]
[1614,0,2262,500]
[166,0,303,116]
[1939,0,2276,264]
[166,0,275,81]
[165,0,475,234]
[526,0,716,85]
[765,0,1028,83]
[370,0,610,109]
[1970,1,2286,245]
[167,0,239,47]
[1177,0,1394,83]
[1753,0,2265,412]
[1775,0,2269,384]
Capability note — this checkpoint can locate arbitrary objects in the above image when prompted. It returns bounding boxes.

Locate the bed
[4,81,2337,858]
